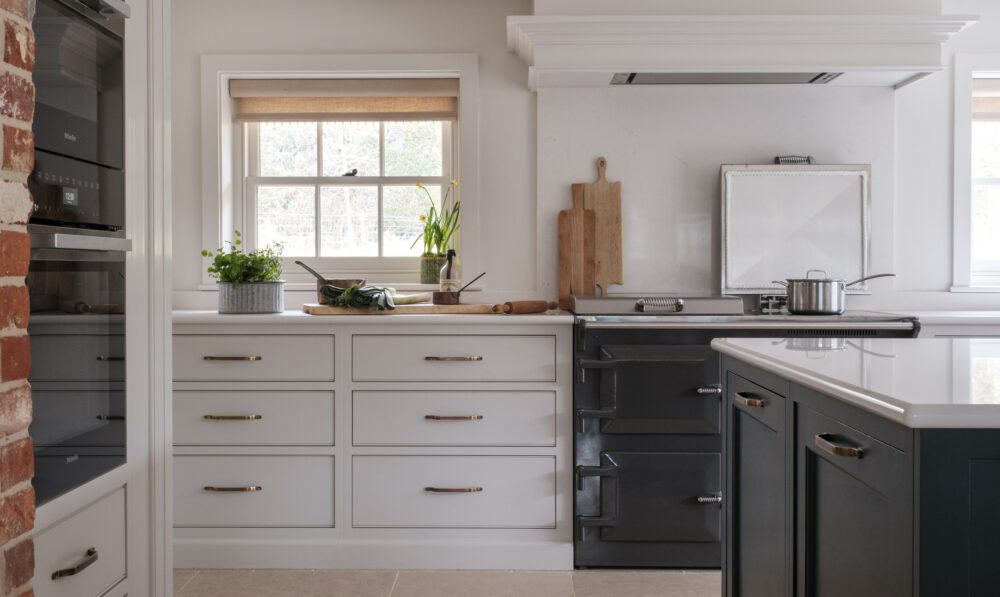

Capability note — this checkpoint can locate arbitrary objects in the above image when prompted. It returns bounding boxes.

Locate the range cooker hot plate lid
[570,294,745,315]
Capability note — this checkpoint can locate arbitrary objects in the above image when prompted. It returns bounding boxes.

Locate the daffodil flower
[410,179,461,255]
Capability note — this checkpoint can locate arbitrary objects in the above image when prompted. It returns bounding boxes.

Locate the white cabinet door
[352,455,556,528]
[34,487,126,597]
[353,391,555,446]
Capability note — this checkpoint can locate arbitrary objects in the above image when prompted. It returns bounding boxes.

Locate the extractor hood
[507,15,977,90]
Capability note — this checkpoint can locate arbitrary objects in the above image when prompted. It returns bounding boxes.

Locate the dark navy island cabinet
[722,356,1000,597]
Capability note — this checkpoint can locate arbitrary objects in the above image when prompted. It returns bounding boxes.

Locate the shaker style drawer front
[729,372,785,432]
[173,334,335,381]
[174,391,335,446]
[34,486,126,597]
[174,455,334,527]
[352,391,556,446]
[352,335,556,382]
[30,335,125,381]
[352,455,556,528]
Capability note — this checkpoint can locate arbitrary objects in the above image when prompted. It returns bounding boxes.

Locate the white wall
[532,0,941,16]
[171,0,536,304]
[173,0,1000,311]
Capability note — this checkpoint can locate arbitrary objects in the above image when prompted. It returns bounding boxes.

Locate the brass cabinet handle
[696,495,723,504]
[424,356,483,361]
[815,433,864,459]
[96,415,125,421]
[203,355,262,361]
[96,355,124,361]
[52,547,98,580]
[203,414,263,421]
[425,415,484,421]
[424,486,484,493]
[204,485,262,492]
[734,392,766,408]
[696,386,722,395]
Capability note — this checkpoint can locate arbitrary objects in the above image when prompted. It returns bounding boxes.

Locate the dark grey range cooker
[570,295,919,569]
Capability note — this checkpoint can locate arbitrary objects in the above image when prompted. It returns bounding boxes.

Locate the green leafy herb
[201,231,283,285]
[320,283,396,311]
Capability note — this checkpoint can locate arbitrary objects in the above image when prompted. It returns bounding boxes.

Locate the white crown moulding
[506,14,978,89]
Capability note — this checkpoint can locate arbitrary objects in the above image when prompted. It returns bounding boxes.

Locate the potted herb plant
[202,231,285,313]
[411,179,460,284]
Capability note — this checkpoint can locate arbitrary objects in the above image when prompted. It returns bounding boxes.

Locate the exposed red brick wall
[0,1,33,595]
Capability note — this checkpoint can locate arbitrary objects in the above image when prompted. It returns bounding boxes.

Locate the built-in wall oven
[28,0,130,506]
[571,296,919,568]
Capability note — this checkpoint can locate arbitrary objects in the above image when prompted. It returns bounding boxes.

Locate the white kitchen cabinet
[172,313,573,570]
[33,486,126,597]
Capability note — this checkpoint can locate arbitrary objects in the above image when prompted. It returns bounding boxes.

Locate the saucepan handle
[771,280,788,287]
[806,269,828,279]
[845,273,896,287]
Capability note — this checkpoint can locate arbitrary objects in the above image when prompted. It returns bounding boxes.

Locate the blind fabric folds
[230,78,459,122]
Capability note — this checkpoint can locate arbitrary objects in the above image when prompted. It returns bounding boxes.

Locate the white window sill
[950,285,1000,293]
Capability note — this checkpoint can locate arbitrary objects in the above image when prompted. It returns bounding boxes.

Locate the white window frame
[199,54,479,289]
[243,120,454,275]
[953,53,1000,291]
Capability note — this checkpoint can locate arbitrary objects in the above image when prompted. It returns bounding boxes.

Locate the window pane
[384,121,443,176]
[257,186,315,256]
[320,187,378,256]
[321,122,380,177]
[973,183,1000,261]
[973,120,1000,179]
[259,122,317,177]
[383,185,441,256]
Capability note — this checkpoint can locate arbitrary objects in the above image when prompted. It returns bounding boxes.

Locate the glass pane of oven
[27,247,125,505]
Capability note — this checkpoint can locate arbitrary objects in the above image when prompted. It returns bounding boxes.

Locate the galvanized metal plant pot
[217,281,285,314]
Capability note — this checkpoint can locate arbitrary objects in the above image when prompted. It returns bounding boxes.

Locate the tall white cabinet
[172,311,574,570]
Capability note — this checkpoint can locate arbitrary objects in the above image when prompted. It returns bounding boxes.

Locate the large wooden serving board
[557,184,596,309]
[303,303,497,315]
[581,157,623,295]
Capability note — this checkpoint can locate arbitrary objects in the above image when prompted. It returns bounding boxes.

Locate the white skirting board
[173,540,574,570]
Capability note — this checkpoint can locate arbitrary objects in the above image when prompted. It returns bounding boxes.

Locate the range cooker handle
[576,407,617,434]
[576,358,616,383]
[575,463,620,541]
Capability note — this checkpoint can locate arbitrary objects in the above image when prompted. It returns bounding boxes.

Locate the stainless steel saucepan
[772,270,895,315]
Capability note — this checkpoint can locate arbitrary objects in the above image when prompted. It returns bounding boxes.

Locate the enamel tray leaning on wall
[720,164,871,295]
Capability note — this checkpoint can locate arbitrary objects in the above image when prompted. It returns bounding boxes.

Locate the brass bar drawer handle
[696,495,723,504]
[424,356,483,362]
[96,415,125,421]
[96,355,124,361]
[203,414,263,421]
[815,433,864,459]
[734,392,766,408]
[204,485,263,492]
[424,486,484,493]
[696,386,722,395]
[203,355,262,361]
[52,547,98,580]
[425,415,484,421]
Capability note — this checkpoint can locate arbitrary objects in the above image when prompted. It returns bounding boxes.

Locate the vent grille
[785,329,877,337]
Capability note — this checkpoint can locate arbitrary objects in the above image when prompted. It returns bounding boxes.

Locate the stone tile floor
[174,568,720,596]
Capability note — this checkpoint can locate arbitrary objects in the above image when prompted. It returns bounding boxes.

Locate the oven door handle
[576,406,617,434]
[575,463,620,540]
[576,357,617,383]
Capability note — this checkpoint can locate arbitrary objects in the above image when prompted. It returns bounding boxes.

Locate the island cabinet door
[725,373,788,597]
[795,405,913,597]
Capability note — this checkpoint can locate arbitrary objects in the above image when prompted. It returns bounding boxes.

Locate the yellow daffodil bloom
[419,215,427,222]
[451,179,459,184]
[415,182,423,188]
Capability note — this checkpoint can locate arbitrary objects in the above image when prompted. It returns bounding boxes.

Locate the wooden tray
[302,303,497,315]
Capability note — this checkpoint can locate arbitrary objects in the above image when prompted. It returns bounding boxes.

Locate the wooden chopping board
[581,157,623,295]
[557,184,596,309]
[303,303,497,315]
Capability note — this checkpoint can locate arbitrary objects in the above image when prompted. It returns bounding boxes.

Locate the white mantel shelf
[507,14,977,89]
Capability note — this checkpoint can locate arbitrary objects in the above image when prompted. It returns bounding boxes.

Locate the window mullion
[379,121,386,257]
[316,123,323,257]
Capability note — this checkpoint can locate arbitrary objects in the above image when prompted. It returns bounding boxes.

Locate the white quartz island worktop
[712,337,1000,428]
[173,309,575,325]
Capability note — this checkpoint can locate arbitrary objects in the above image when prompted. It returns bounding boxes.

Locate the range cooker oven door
[27,241,126,506]
[574,339,724,568]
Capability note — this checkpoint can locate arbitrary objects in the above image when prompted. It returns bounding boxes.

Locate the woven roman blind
[973,77,1000,120]
[229,78,459,122]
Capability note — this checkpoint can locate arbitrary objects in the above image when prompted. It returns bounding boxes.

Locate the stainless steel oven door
[27,241,126,505]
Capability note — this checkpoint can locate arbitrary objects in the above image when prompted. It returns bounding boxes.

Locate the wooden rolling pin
[492,301,558,314]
